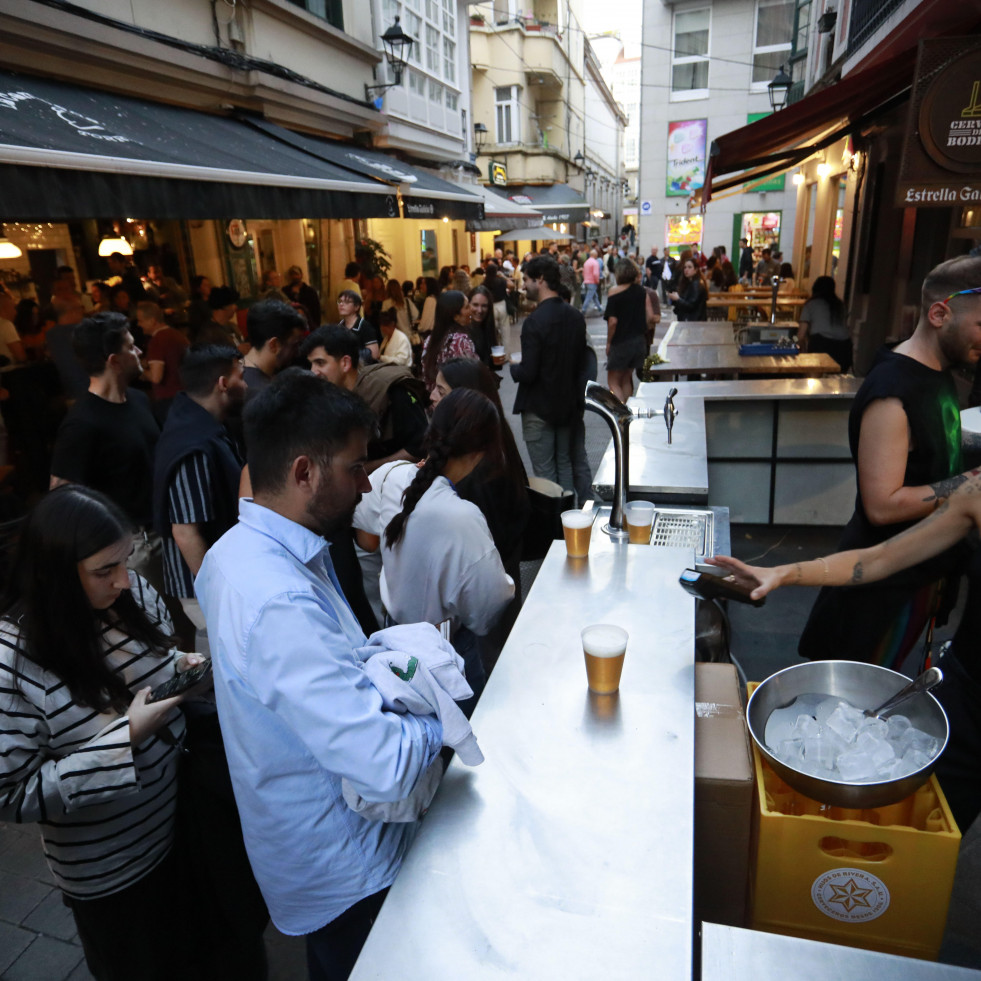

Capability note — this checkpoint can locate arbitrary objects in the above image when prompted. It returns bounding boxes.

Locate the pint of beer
[581,624,628,694]
[624,501,655,544]
[561,509,595,558]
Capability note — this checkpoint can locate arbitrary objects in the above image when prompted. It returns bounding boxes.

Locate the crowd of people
[0,241,628,981]
[0,227,876,980]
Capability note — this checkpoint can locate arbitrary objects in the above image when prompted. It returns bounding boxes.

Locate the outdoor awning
[490,183,590,224]
[0,70,398,219]
[703,50,916,202]
[241,117,483,221]
[493,225,571,242]
[464,182,542,231]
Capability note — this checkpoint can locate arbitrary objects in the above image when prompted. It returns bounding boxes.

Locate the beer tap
[584,382,645,542]
[769,274,781,325]
[664,387,678,445]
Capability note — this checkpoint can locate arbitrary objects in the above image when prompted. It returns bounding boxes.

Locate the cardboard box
[694,662,754,928]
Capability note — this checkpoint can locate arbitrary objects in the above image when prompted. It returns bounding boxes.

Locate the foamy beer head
[581,624,628,694]
[561,509,595,558]
[624,501,655,544]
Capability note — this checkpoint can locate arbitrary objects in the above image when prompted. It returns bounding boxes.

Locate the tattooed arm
[707,475,981,601]
[857,399,978,524]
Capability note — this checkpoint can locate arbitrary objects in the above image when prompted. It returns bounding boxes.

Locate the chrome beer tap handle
[664,387,678,445]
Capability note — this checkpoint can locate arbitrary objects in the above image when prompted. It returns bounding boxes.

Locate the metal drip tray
[651,508,714,555]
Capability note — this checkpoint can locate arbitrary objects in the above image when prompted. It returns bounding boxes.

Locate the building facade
[704,0,981,372]
[0,0,483,307]
[638,0,799,263]
[469,0,626,251]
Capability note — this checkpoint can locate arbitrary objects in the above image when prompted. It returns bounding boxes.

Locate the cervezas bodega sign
[897,37,981,206]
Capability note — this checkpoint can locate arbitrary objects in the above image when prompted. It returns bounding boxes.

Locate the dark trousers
[305,889,388,981]
[934,648,981,835]
[178,708,270,980]
[65,848,193,981]
[807,333,853,373]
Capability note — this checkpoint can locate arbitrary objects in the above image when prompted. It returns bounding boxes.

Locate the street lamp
[474,122,488,151]
[365,17,415,102]
[573,149,585,170]
[768,64,793,111]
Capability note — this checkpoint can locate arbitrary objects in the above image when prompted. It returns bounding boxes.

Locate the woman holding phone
[0,485,208,980]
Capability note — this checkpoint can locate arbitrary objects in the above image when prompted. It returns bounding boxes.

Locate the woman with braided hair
[377,388,515,712]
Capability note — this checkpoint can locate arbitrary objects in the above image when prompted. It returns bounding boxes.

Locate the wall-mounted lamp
[573,149,585,170]
[816,161,833,179]
[792,170,805,186]
[365,17,415,103]
[768,64,792,111]
[474,122,488,151]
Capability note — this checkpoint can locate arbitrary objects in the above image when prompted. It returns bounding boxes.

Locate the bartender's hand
[705,556,785,601]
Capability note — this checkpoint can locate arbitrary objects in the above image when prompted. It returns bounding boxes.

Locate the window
[426,24,439,72]
[672,9,710,96]
[495,85,519,144]
[285,0,343,29]
[752,0,794,84]
[408,68,427,96]
[446,90,458,111]
[792,0,811,62]
[443,37,456,83]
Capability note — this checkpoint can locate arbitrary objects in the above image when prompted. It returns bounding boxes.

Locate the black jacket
[510,297,588,426]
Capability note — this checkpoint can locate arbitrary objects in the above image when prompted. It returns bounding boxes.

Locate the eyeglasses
[943,287,981,304]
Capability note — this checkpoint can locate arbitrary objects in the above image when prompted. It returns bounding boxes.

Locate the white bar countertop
[352,535,697,980]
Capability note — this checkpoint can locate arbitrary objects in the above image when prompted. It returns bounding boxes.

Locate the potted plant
[355,237,392,279]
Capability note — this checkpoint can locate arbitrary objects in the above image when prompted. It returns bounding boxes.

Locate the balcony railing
[847,0,905,55]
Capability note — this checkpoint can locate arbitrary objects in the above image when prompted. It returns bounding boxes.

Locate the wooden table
[706,296,807,319]
[647,324,840,378]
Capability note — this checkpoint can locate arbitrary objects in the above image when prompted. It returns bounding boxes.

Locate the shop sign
[490,160,508,186]
[404,200,436,217]
[666,119,707,197]
[226,219,248,249]
[897,37,981,207]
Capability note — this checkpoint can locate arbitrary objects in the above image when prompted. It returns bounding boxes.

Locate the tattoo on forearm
[923,473,970,503]
[794,562,803,583]
[851,562,864,583]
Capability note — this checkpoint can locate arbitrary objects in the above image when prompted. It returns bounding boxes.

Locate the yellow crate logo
[810,868,890,923]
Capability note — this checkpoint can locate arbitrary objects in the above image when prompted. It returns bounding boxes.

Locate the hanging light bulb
[0,238,22,259]
[98,235,133,256]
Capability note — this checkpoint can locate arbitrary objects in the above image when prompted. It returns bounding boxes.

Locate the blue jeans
[582,282,602,313]
[522,412,574,493]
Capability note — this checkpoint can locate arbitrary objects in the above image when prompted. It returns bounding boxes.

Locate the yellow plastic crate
[749,738,961,960]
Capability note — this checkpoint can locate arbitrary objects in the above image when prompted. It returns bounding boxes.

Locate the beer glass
[624,501,655,544]
[561,509,595,558]
[581,624,628,694]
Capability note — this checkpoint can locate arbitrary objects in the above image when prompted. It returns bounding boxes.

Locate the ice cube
[776,739,804,765]
[793,714,821,739]
[857,716,888,739]
[765,705,805,747]
[826,704,863,743]
[836,750,878,781]
[815,697,846,728]
[908,728,937,753]
[900,748,932,773]
[886,715,912,740]
[803,735,836,770]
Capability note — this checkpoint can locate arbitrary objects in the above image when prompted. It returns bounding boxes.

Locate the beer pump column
[584,381,662,542]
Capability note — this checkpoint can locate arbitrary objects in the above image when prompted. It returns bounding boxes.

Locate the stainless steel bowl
[747,660,949,808]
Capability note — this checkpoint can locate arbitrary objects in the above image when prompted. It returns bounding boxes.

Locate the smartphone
[678,568,766,607]
[146,659,213,703]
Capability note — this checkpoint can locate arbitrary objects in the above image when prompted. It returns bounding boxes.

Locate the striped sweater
[0,574,184,899]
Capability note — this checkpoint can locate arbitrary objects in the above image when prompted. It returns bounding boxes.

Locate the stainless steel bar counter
[352,535,697,980]
[701,923,979,980]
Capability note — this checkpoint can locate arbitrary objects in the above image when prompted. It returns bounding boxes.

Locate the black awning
[242,118,485,221]
[0,70,397,219]
[491,183,590,224]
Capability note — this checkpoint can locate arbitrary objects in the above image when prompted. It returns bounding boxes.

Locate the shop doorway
[732,211,782,261]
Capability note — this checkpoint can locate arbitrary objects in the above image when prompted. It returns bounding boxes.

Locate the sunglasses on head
[943,287,981,304]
